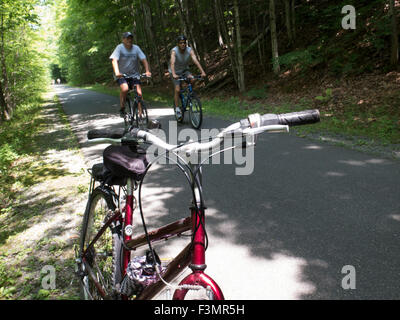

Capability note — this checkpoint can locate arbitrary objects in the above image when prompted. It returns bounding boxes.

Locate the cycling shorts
[117,77,141,90]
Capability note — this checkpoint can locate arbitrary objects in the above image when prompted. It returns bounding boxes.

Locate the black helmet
[176,35,187,43]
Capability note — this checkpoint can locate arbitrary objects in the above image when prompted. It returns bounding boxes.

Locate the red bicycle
[75,109,320,300]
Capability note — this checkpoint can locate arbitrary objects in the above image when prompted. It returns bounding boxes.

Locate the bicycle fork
[172,165,224,300]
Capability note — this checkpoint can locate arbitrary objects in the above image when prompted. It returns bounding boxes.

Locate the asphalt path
[55,84,400,299]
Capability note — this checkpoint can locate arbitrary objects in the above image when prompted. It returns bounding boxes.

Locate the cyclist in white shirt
[110,32,151,117]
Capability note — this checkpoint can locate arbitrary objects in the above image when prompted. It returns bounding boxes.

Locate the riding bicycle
[122,73,151,130]
[75,109,320,300]
[174,75,203,129]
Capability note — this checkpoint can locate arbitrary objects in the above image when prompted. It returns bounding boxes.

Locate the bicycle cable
[133,134,235,292]
[136,142,208,291]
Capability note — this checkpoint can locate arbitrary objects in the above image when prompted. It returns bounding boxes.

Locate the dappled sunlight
[147,108,175,117]
[303,144,323,150]
[339,159,366,166]
[389,214,400,222]
[69,93,85,97]
[69,113,123,129]
[206,239,316,299]
[338,158,389,167]
[324,171,346,177]
[140,186,185,215]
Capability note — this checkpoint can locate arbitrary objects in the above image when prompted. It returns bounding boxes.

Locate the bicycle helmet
[176,35,187,43]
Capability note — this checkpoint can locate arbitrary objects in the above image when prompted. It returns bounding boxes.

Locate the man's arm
[190,50,206,77]
[141,58,152,77]
[170,50,178,78]
[111,59,123,78]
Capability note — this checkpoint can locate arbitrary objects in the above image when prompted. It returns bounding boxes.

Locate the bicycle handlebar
[177,75,203,82]
[241,109,320,128]
[87,109,320,154]
[122,73,151,80]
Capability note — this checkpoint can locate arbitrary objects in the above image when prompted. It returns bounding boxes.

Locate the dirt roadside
[0,90,90,299]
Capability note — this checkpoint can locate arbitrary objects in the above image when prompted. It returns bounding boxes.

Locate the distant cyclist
[169,35,206,118]
[110,32,151,117]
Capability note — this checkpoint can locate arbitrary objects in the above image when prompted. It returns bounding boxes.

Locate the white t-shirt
[110,44,146,79]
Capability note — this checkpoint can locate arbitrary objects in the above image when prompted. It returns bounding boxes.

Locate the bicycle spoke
[189,96,203,129]
[79,189,123,300]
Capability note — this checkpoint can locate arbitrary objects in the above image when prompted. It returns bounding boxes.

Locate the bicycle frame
[129,160,223,300]
[126,85,142,112]
[124,83,147,130]
[179,80,193,109]
[81,160,224,300]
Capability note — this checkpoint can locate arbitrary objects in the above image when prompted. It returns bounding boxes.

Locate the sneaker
[119,108,126,118]
[175,106,182,118]
[138,114,145,126]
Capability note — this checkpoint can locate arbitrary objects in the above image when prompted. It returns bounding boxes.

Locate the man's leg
[136,84,143,117]
[174,84,181,108]
[119,82,129,112]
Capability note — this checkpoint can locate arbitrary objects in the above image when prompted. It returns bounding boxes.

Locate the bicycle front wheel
[124,96,133,128]
[136,100,149,129]
[79,187,123,300]
[188,95,202,129]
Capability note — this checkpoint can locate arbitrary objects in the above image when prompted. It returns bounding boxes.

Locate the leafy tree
[0,0,48,121]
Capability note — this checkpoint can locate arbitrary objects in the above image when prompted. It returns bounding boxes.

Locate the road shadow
[56,85,400,299]
[131,121,400,299]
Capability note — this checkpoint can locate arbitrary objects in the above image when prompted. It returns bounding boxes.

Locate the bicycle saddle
[103,145,148,181]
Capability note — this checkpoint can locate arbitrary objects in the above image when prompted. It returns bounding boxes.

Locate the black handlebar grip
[260,109,320,127]
[277,109,320,126]
[87,128,126,140]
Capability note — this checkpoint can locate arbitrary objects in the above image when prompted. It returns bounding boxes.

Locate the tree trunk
[155,0,170,63]
[233,0,245,92]
[244,25,270,56]
[214,7,225,48]
[291,0,296,41]
[176,0,194,51]
[389,0,399,67]
[175,0,188,36]
[189,0,208,78]
[253,9,265,72]
[284,0,293,45]
[214,0,238,85]
[0,12,11,121]
[142,1,162,82]
[269,0,280,75]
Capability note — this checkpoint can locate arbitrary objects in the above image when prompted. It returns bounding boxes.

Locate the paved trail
[55,85,400,299]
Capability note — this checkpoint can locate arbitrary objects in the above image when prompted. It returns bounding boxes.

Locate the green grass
[0,93,85,300]
[293,102,400,146]
[0,99,45,208]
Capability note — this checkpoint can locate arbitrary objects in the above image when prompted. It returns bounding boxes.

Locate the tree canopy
[1,0,398,121]
[0,0,50,121]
